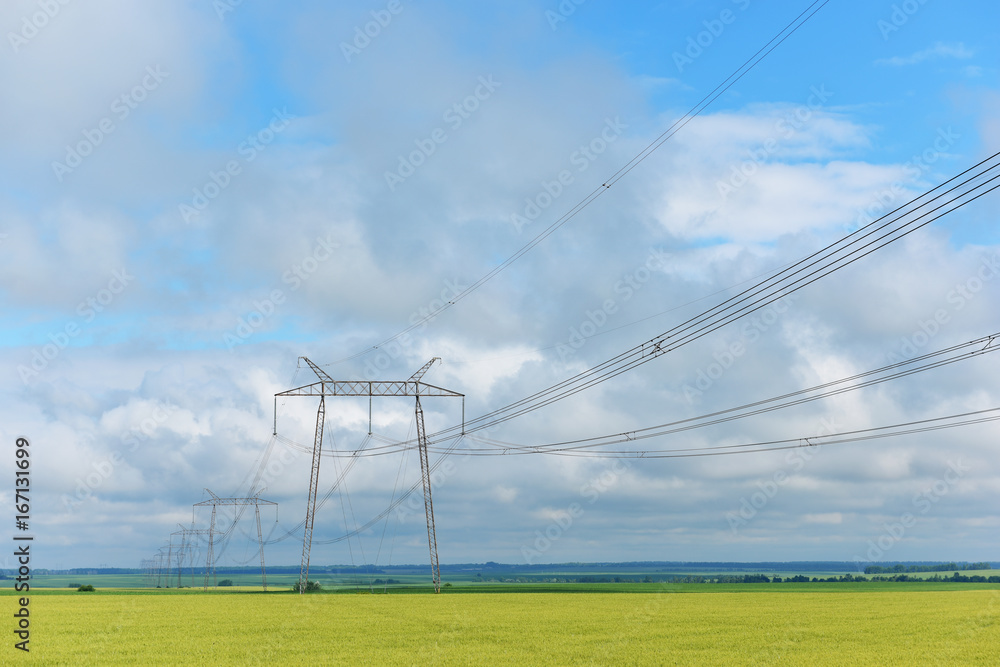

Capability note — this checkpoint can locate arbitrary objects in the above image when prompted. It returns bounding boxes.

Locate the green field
[25,567,998,591]
[5,587,998,665]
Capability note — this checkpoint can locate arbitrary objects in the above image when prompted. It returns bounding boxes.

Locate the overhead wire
[261,433,374,544]
[310,158,1000,457]
[423,152,1000,438]
[302,330,998,458]
[309,435,468,546]
[374,412,415,585]
[451,406,1000,459]
[258,2,1000,562]
[443,258,802,367]
[451,331,1000,454]
[322,0,833,368]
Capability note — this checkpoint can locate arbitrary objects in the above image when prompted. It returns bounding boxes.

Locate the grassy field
[5,587,998,665]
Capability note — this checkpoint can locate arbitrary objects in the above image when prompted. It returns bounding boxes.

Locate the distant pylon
[193,489,277,590]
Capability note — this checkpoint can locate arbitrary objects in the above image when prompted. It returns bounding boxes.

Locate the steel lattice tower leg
[299,395,326,593]
[204,506,217,590]
[255,504,267,591]
[415,396,441,593]
[177,534,186,588]
[166,542,174,588]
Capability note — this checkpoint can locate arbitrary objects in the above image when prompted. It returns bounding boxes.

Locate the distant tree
[77,585,95,592]
[293,580,322,592]
[217,579,234,587]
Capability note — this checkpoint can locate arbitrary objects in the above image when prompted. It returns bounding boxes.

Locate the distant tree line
[560,572,1000,584]
[863,562,991,574]
[869,573,1000,583]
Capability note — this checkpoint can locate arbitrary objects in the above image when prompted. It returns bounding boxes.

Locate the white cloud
[875,42,974,67]
[2,2,999,569]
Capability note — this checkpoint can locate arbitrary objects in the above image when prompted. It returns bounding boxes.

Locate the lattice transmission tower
[193,489,277,590]
[274,357,464,594]
[167,525,208,588]
[152,547,169,587]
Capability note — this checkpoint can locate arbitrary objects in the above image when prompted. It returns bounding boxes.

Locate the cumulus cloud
[2,1,998,569]
[875,42,974,67]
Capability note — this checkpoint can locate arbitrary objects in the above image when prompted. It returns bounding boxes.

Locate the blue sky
[1,0,998,571]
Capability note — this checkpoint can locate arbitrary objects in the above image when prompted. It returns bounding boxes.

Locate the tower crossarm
[193,498,278,507]
[276,380,463,398]
[193,492,277,508]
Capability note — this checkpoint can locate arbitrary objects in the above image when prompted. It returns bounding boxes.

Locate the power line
[455,332,1000,454]
[323,0,832,367]
[431,152,1000,437]
[266,435,469,547]
[261,383,999,545]
[454,406,1000,459]
[305,330,999,459]
[443,260,800,367]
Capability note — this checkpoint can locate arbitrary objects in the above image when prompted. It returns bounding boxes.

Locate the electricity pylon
[153,547,169,587]
[168,525,207,588]
[139,559,155,586]
[193,489,277,590]
[275,357,464,594]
